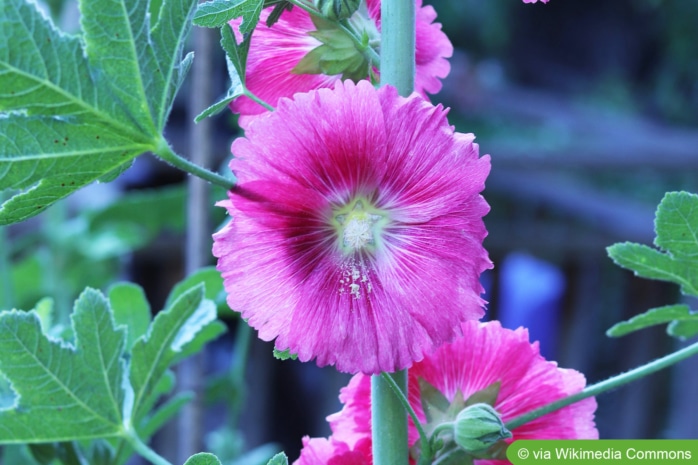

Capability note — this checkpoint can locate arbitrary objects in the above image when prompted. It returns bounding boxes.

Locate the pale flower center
[333,198,387,255]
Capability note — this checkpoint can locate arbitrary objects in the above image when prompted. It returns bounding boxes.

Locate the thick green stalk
[505,338,698,430]
[372,370,409,464]
[380,0,415,96]
[371,1,415,464]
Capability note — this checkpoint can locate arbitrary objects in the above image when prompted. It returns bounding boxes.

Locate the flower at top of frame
[229,0,453,126]
[212,80,491,374]
[522,0,549,3]
[294,320,598,464]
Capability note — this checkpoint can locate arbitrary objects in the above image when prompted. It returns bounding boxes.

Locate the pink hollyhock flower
[522,0,549,3]
[295,321,598,464]
[296,436,372,465]
[230,0,453,124]
[213,80,491,374]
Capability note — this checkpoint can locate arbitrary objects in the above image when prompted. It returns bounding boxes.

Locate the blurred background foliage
[2,0,698,463]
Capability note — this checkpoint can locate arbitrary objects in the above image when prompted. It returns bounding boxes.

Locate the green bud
[314,0,361,21]
[453,403,512,454]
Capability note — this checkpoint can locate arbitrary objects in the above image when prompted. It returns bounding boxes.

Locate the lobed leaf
[607,243,698,296]
[195,24,248,121]
[129,285,224,423]
[0,0,197,225]
[607,191,698,339]
[655,191,698,259]
[193,0,264,33]
[0,289,127,442]
[607,304,698,338]
[109,283,152,349]
[165,267,226,311]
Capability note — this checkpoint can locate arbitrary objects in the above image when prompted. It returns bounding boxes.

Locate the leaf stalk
[154,138,234,191]
[505,338,698,430]
[125,427,174,465]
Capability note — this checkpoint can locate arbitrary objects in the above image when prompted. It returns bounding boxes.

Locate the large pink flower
[213,80,491,374]
[230,0,453,123]
[295,321,598,464]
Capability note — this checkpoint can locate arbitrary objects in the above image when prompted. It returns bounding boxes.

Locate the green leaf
[222,22,253,80]
[140,391,193,439]
[129,285,222,422]
[607,192,698,340]
[228,443,282,465]
[0,288,127,442]
[668,319,698,339]
[166,268,225,309]
[266,452,289,465]
[108,283,152,349]
[655,191,698,259]
[28,443,57,465]
[87,185,187,247]
[193,0,264,34]
[0,0,196,225]
[195,24,249,121]
[273,348,298,360]
[607,192,698,297]
[607,304,697,337]
[266,1,293,27]
[184,452,224,465]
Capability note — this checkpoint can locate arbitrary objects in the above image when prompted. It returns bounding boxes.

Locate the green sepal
[273,348,298,361]
[463,381,501,408]
[291,46,329,75]
[419,378,450,425]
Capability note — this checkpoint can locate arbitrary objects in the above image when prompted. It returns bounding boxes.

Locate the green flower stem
[505,338,698,430]
[125,428,173,465]
[380,372,431,459]
[430,421,454,439]
[243,88,275,112]
[286,0,381,69]
[380,0,415,96]
[371,0,415,463]
[154,138,234,191]
[372,371,409,465]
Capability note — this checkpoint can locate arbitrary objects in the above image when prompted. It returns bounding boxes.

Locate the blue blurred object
[497,252,565,360]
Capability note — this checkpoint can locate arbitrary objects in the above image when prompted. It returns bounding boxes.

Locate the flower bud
[314,0,361,21]
[453,403,512,453]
